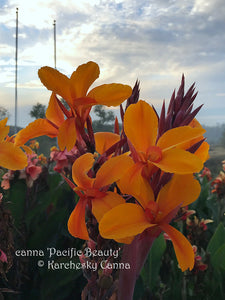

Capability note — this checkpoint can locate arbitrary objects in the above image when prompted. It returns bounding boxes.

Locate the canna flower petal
[94,154,133,189]
[38,67,72,106]
[159,223,194,271]
[194,141,210,163]
[0,141,28,170]
[70,61,100,99]
[118,161,154,209]
[15,119,58,146]
[157,126,206,151]
[87,83,132,107]
[153,148,203,174]
[156,174,201,222]
[21,145,33,154]
[124,100,158,153]
[0,118,9,141]
[99,203,153,240]
[45,93,65,127]
[58,118,77,151]
[72,153,95,189]
[94,132,120,155]
[68,198,89,240]
[92,191,125,222]
[0,118,8,128]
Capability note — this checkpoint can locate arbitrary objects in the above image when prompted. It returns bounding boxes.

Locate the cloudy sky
[0,0,225,128]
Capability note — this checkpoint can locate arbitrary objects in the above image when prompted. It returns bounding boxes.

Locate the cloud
[0,0,225,127]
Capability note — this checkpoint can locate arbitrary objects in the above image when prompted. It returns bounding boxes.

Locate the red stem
[118,228,161,300]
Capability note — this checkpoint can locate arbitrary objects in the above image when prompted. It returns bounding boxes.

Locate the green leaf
[211,243,225,271]
[6,180,27,226]
[40,256,82,299]
[141,233,166,290]
[207,223,225,256]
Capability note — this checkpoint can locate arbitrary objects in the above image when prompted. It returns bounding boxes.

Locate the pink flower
[0,249,7,263]
[1,170,14,190]
[192,245,208,274]
[199,167,212,181]
[50,146,79,173]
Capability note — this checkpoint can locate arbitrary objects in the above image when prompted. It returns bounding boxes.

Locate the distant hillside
[203,124,225,145]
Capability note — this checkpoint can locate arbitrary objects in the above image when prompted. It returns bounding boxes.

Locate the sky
[0,0,225,128]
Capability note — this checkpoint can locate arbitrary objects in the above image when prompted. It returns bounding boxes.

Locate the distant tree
[29,103,46,119]
[92,105,115,132]
[0,106,9,120]
[93,105,115,124]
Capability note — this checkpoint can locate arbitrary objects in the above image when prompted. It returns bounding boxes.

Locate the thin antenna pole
[15,7,18,133]
[53,20,56,69]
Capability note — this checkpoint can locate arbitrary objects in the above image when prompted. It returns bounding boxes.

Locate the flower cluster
[211,170,225,197]
[1,61,209,299]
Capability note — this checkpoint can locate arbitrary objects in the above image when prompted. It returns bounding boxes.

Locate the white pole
[53,20,56,69]
[15,7,18,133]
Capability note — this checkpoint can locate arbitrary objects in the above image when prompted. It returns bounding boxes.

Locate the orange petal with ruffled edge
[99,203,153,240]
[21,145,33,154]
[68,199,89,240]
[95,132,120,155]
[194,141,210,163]
[92,191,125,222]
[46,93,65,127]
[153,148,203,174]
[70,61,100,99]
[38,67,73,106]
[94,154,133,189]
[0,118,8,128]
[118,162,154,209]
[159,223,194,271]
[124,100,158,153]
[0,118,9,141]
[72,153,95,189]
[58,118,77,151]
[157,126,206,151]
[88,83,132,107]
[156,174,201,222]
[0,141,27,170]
[15,119,58,146]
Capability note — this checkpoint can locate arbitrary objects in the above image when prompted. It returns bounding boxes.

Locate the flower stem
[118,228,161,300]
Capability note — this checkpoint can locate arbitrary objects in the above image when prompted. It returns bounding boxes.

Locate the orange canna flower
[99,174,201,271]
[94,132,120,155]
[0,118,27,170]
[67,152,133,240]
[15,61,132,151]
[177,118,210,163]
[38,61,132,112]
[124,100,206,179]
[15,93,76,151]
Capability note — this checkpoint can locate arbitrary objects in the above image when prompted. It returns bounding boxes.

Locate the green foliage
[0,170,85,300]
[141,234,166,291]
[1,146,225,299]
